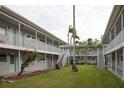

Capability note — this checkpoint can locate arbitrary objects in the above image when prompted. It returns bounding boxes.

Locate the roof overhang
[102,5,123,43]
[0,5,67,44]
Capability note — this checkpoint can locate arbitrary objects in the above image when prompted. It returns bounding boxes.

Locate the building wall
[0,6,65,76]
[102,6,124,80]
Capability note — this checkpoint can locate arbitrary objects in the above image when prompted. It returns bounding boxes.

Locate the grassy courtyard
[0,65,124,88]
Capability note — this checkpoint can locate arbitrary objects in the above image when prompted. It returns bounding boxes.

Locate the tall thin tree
[72,5,78,72]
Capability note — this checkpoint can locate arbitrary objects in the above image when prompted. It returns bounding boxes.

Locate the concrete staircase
[57,49,70,67]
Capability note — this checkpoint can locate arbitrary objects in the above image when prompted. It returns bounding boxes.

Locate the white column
[121,13,123,30]
[58,42,61,53]
[45,35,47,51]
[115,51,118,75]
[109,32,111,42]
[52,39,54,52]
[52,54,54,68]
[35,31,38,63]
[114,25,116,38]
[110,53,112,71]
[45,53,47,69]
[122,48,124,80]
[18,23,21,72]
[35,31,37,50]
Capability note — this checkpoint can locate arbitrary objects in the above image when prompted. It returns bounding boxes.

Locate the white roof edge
[0,5,67,44]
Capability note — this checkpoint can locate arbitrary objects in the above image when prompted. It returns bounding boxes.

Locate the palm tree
[71,5,78,72]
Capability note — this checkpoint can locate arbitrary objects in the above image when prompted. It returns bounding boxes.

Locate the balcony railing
[26,38,36,49]
[37,40,46,51]
[37,41,61,53]
[70,51,97,56]
[104,30,124,53]
[0,29,61,54]
[0,34,7,44]
[0,28,7,44]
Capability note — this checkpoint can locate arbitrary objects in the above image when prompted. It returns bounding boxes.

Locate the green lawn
[0,65,124,88]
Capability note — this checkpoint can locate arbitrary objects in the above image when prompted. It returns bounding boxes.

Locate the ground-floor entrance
[105,48,123,79]
[9,54,16,73]
[0,48,60,76]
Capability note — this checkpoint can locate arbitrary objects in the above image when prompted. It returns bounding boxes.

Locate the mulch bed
[4,69,53,81]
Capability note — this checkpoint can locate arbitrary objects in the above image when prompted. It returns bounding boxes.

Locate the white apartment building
[103,5,124,80]
[0,6,67,76]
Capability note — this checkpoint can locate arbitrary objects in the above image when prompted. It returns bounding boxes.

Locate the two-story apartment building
[0,6,67,76]
[60,45,97,65]
[102,5,124,80]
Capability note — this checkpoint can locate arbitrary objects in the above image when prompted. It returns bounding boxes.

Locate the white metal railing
[104,30,124,53]
[6,31,16,46]
[0,34,7,44]
[47,44,52,52]
[0,27,62,54]
[26,38,36,49]
[37,40,46,51]
[70,51,97,56]
[37,41,61,53]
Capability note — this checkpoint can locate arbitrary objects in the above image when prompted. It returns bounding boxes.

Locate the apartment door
[10,54,16,73]
[46,55,52,68]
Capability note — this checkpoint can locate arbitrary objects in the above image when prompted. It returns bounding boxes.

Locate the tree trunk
[18,62,29,76]
[55,63,60,69]
[72,63,78,72]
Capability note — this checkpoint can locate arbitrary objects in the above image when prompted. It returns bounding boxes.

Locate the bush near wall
[0,76,4,83]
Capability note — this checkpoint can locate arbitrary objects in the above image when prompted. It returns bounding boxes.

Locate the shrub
[0,76,4,83]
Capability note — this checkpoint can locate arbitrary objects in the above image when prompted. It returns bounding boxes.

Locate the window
[27,34,35,39]
[0,54,7,62]
[116,16,121,35]
[37,54,45,61]
[104,34,110,44]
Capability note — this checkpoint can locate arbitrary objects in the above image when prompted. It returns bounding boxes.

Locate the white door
[10,54,16,73]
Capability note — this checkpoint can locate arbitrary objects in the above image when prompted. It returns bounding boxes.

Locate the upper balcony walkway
[0,28,62,54]
[104,29,124,54]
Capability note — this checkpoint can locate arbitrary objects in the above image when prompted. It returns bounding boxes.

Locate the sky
[7,5,113,43]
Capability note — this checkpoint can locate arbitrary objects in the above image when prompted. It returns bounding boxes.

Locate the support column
[58,42,61,52]
[45,35,47,51]
[121,13,123,30]
[18,23,21,72]
[35,31,38,63]
[52,39,54,52]
[52,54,54,68]
[115,50,118,75]
[107,54,110,69]
[122,48,124,80]
[110,53,112,71]
[109,31,111,42]
[45,53,47,69]
[18,50,21,72]
[35,31,37,50]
